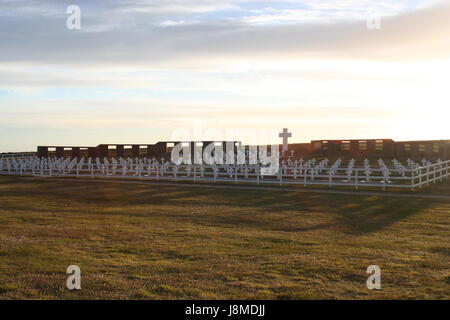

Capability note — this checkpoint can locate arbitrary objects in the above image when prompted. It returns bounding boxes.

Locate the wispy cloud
[1,1,449,67]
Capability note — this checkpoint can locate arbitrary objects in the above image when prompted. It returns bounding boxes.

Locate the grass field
[0,176,449,299]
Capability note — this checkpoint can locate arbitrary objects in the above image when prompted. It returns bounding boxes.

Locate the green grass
[0,176,449,299]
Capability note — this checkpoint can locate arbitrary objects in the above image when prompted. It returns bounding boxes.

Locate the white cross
[279,128,292,152]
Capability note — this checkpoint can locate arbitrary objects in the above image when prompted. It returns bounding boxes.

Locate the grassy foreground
[0,176,449,299]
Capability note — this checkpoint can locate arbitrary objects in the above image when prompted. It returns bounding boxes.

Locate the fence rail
[0,157,449,191]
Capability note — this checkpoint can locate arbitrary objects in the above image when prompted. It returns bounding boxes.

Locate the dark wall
[37,140,450,160]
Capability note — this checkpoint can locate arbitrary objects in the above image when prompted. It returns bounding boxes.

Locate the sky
[1,0,450,152]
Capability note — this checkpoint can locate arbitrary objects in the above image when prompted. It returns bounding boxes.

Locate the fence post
[328,171,332,188]
[447,161,450,178]
[257,166,260,185]
[433,164,436,184]
[279,166,283,185]
[419,167,423,188]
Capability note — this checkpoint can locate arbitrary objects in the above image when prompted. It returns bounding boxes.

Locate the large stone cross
[279,128,292,152]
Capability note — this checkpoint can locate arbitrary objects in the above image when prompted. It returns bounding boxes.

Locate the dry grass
[0,176,449,300]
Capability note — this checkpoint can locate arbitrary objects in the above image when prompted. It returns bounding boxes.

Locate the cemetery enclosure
[36,139,450,160]
[0,176,448,299]
[1,157,449,191]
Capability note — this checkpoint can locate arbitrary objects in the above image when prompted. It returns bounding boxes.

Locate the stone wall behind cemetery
[35,139,450,161]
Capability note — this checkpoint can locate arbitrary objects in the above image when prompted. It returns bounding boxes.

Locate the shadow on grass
[0,176,442,235]
[322,196,435,234]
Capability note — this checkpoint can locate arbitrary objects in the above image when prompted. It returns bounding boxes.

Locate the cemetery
[1,132,449,299]
[1,154,449,191]
[0,132,448,192]
[17,134,447,192]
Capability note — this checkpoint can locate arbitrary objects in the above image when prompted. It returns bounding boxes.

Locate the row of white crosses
[1,156,319,179]
[329,158,342,176]
[0,156,438,174]
[392,159,407,176]
[1,157,448,190]
[346,159,356,181]
[363,159,372,181]
[3,156,439,167]
[377,158,391,183]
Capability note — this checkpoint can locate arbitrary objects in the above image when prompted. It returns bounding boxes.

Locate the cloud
[0,95,406,130]
[0,1,449,68]
[159,20,186,27]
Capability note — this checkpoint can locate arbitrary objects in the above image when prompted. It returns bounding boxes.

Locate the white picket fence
[0,157,449,191]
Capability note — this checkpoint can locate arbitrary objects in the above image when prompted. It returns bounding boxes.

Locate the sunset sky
[1,0,450,152]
